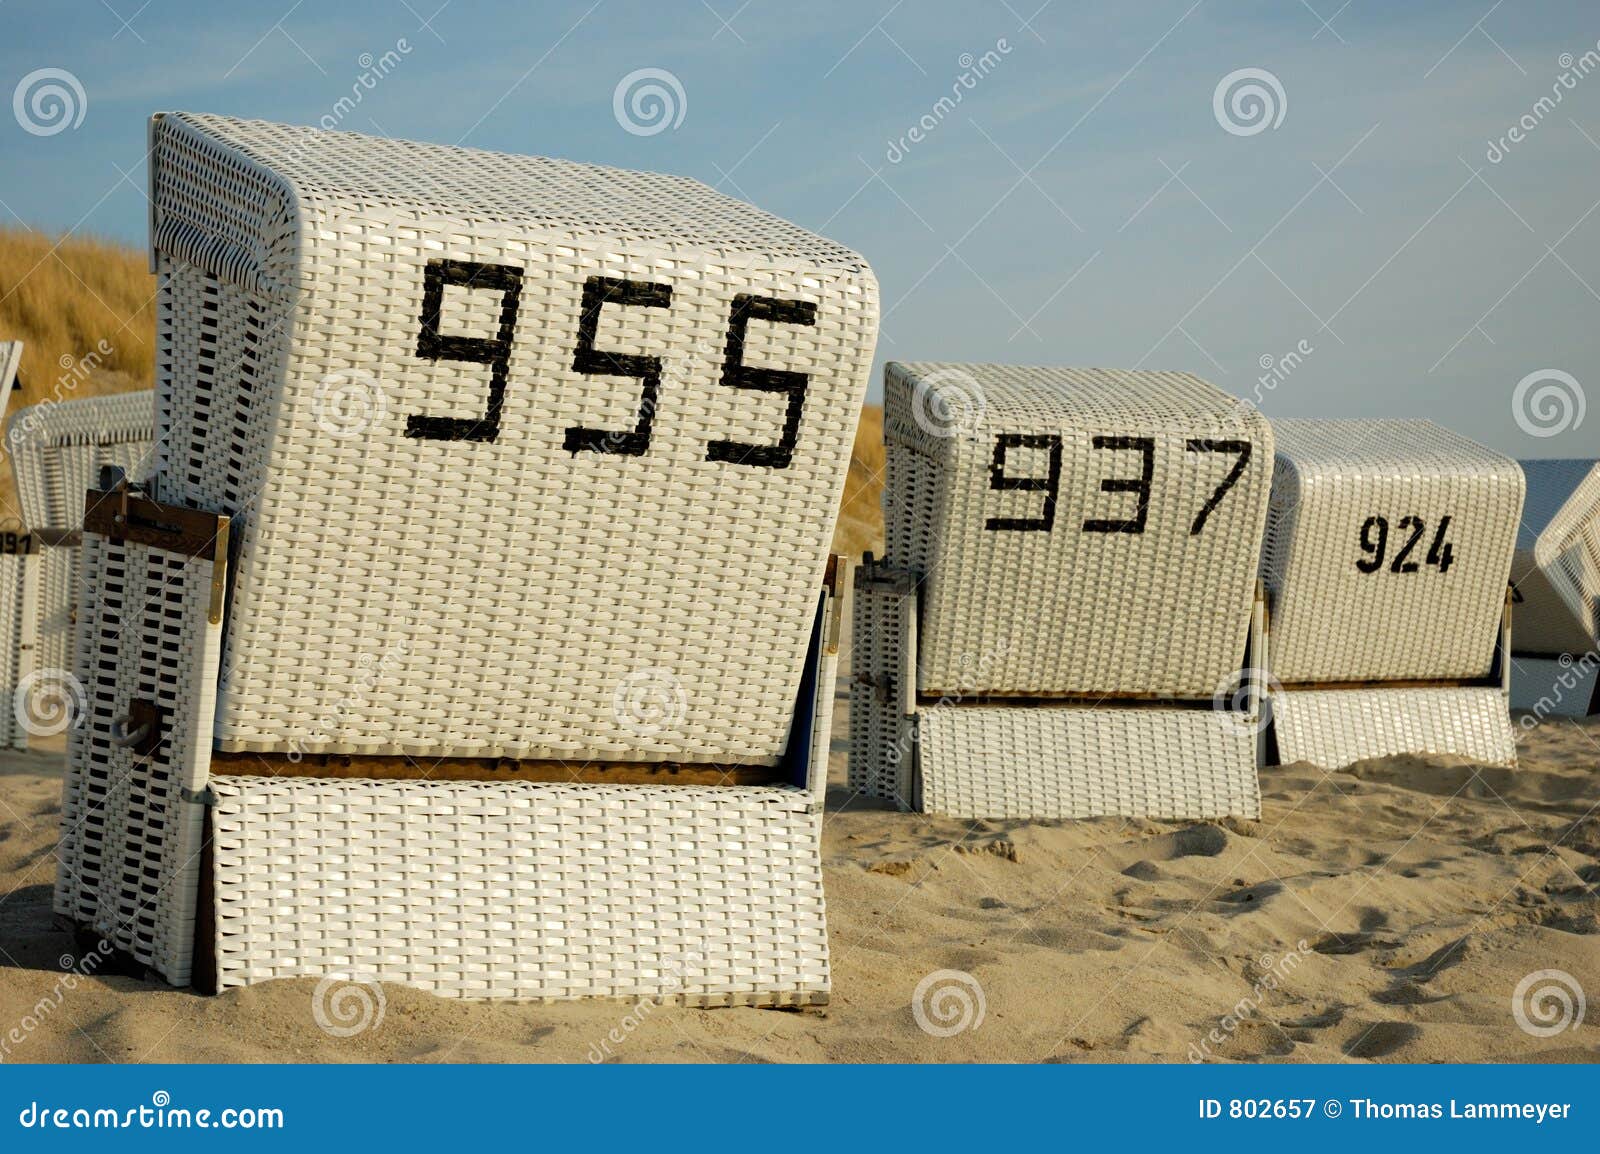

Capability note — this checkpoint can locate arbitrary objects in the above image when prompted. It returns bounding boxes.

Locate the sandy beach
[1,700,1594,1064]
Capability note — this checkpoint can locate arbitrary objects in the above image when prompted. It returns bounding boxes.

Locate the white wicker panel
[149,113,878,763]
[1511,459,1600,656]
[1272,686,1516,768]
[5,391,156,531]
[207,777,830,1005]
[0,551,34,751]
[883,363,1271,698]
[917,704,1261,820]
[1509,655,1600,717]
[0,342,20,393]
[0,342,20,392]
[848,559,916,805]
[52,534,222,985]
[1262,420,1523,683]
[33,544,81,679]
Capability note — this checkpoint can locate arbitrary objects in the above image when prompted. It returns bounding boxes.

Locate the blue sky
[1,0,1597,454]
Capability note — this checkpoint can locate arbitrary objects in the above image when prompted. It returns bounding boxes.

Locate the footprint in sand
[1341,1019,1423,1059]
[1101,825,1229,875]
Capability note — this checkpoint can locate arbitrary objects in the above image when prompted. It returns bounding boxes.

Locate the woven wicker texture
[0,342,20,395]
[0,551,33,750]
[1273,686,1516,768]
[917,704,1261,819]
[849,558,1263,817]
[30,543,80,680]
[1262,420,1523,682]
[883,363,1271,697]
[52,532,222,985]
[848,559,916,804]
[1510,459,1600,656]
[149,112,877,761]
[5,391,156,531]
[207,777,830,1005]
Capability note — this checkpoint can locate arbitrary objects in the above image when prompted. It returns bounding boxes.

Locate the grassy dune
[0,229,157,522]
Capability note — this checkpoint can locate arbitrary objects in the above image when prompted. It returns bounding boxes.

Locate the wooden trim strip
[208,749,789,787]
[83,487,228,562]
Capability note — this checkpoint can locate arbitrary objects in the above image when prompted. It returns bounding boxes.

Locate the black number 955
[405,258,817,469]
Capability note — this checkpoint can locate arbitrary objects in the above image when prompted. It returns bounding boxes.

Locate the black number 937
[982,433,1252,537]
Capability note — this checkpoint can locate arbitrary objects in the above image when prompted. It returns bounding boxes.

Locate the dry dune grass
[831,404,884,557]
[0,228,156,523]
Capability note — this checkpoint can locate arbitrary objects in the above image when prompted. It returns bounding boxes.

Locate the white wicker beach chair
[0,342,29,750]
[6,390,156,531]
[853,363,1272,819]
[1261,420,1524,767]
[54,113,875,1003]
[3,391,156,716]
[1508,459,1600,717]
[0,542,39,751]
